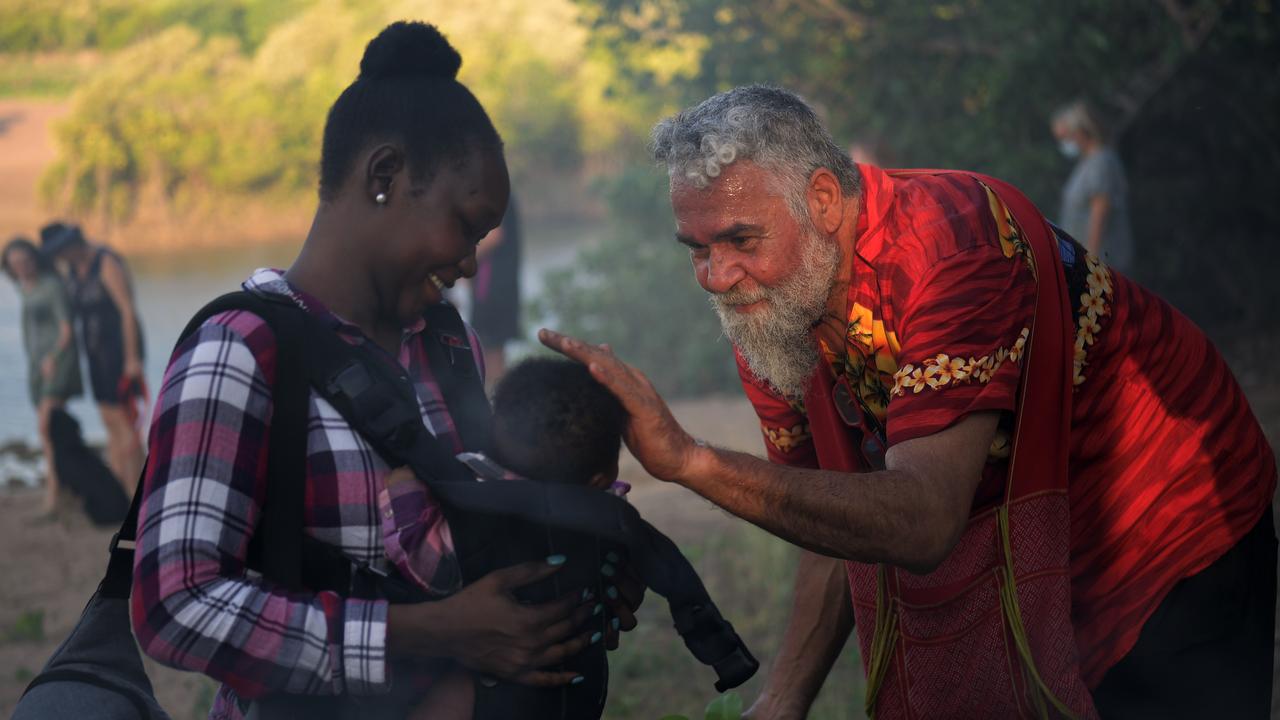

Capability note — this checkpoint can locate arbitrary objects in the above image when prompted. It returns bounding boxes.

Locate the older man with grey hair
[541,85,1275,719]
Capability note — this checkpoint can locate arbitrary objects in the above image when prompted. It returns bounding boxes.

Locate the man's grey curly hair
[651,85,862,220]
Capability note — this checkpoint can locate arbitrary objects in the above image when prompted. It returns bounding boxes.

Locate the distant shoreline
[0,96,603,256]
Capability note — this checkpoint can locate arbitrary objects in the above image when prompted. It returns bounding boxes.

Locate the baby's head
[491,357,627,489]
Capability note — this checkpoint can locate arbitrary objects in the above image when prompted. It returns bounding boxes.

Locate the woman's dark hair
[318,21,503,201]
[491,358,627,486]
[2,236,52,281]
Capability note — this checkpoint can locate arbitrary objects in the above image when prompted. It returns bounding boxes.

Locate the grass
[0,52,95,98]
[3,610,45,643]
[605,520,866,719]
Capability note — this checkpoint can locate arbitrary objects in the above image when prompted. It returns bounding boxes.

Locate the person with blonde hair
[1052,100,1134,272]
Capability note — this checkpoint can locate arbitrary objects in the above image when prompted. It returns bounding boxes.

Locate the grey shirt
[1059,147,1134,272]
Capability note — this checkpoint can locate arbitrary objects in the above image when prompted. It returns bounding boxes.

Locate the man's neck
[814,193,865,345]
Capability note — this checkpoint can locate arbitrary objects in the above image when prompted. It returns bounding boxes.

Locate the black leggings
[1092,507,1276,718]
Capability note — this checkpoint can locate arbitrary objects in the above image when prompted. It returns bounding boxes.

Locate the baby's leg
[407,669,476,720]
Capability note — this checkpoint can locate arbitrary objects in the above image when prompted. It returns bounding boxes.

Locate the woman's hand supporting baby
[387,558,598,687]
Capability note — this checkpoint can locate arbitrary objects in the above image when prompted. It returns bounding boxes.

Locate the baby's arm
[378,467,463,595]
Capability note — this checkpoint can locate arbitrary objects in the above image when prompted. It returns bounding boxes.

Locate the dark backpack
[17,291,757,719]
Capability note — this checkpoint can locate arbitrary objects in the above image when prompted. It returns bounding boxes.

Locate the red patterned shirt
[738,164,1275,685]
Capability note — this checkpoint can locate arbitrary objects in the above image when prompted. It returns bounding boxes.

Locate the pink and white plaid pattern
[130,269,481,719]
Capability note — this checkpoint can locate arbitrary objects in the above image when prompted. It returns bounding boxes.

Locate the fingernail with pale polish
[571,675,585,685]
[593,603,604,616]
[601,563,615,577]
[590,631,603,644]
[605,551,620,564]
[581,588,594,602]
[611,617,620,631]
[606,586,618,600]
[547,554,567,566]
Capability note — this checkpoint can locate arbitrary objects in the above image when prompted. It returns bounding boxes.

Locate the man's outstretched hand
[538,329,697,483]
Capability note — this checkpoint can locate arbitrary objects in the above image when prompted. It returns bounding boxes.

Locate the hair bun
[359,21,461,81]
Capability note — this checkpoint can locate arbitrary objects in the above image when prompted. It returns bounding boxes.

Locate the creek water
[0,220,589,450]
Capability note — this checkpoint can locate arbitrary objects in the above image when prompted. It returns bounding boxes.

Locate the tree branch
[1110,0,1229,134]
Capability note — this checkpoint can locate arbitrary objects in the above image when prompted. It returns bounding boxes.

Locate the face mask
[1059,139,1081,159]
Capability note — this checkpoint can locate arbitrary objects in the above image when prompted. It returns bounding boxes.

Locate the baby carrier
[17,290,757,720]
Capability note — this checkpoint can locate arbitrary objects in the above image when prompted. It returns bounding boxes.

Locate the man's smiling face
[671,160,840,398]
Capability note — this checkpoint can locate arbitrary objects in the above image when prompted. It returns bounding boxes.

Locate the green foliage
[0,0,311,53]
[577,0,1249,208]
[608,517,864,718]
[0,53,93,97]
[32,0,635,227]
[704,692,744,720]
[4,609,45,643]
[532,165,740,398]
[658,692,744,720]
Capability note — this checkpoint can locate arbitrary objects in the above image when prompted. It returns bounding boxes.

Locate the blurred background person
[470,193,522,384]
[1052,100,1134,273]
[39,222,145,493]
[2,236,82,515]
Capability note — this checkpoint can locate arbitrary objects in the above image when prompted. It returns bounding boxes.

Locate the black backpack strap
[420,303,493,453]
[100,291,313,599]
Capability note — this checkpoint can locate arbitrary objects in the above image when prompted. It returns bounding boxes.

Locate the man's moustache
[713,287,769,306]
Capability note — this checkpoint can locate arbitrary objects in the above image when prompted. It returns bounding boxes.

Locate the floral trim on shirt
[765,423,812,454]
[1071,253,1113,389]
[983,184,1035,278]
[890,328,1030,397]
[819,302,902,430]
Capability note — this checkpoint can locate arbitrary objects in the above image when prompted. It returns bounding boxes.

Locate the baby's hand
[384,466,425,490]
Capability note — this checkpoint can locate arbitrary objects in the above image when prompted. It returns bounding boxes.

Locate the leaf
[704,692,744,720]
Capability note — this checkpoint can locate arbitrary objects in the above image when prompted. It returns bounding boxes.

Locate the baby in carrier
[382,356,628,719]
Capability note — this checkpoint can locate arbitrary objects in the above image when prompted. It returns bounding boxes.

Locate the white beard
[710,224,840,399]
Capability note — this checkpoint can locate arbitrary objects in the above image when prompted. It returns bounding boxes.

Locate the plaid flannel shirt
[130,269,480,719]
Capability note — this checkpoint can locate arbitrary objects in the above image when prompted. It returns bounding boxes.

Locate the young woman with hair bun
[130,22,615,718]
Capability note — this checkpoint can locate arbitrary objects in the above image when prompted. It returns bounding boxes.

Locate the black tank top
[67,247,144,363]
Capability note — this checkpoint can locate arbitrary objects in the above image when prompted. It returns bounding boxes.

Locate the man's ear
[806,167,846,234]
[365,144,405,205]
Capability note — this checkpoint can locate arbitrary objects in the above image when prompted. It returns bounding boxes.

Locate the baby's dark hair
[491,357,627,486]
[318,21,502,202]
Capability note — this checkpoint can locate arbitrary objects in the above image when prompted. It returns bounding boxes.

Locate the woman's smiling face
[375,146,510,326]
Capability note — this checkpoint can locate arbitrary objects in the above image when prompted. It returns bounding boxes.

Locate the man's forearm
[754,550,853,718]
[677,444,954,571]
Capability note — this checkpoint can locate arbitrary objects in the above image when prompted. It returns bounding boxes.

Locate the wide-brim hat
[39,222,86,258]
